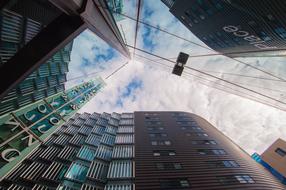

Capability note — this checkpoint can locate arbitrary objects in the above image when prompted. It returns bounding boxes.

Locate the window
[160,178,190,189]
[275,148,286,157]
[144,113,158,116]
[117,126,134,133]
[275,27,286,39]
[121,113,134,119]
[119,119,134,125]
[105,125,118,135]
[108,118,119,126]
[153,150,176,156]
[107,161,133,178]
[206,160,239,168]
[95,145,113,161]
[156,163,182,170]
[85,134,101,146]
[181,126,203,131]
[149,133,167,138]
[171,112,187,117]
[218,175,255,184]
[145,116,160,120]
[77,146,97,161]
[101,134,116,146]
[115,134,134,144]
[191,140,216,145]
[212,149,226,155]
[112,145,134,158]
[105,183,134,190]
[86,160,109,181]
[175,116,194,121]
[197,149,226,155]
[152,140,171,146]
[96,118,108,126]
[146,121,162,126]
[65,162,89,182]
[196,132,208,137]
[147,126,164,131]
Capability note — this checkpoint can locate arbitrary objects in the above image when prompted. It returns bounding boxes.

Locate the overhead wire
[106,9,286,81]
[132,0,142,60]
[105,61,129,80]
[135,53,286,94]
[135,54,286,111]
[65,61,129,85]
[129,46,286,107]
[182,75,286,112]
[145,54,286,83]
[197,70,286,83]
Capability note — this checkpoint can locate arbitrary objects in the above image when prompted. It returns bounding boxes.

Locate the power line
[198,70,286,83]
[105,61,129,80]
[136,53,286,110]
[135,53,286,94]
[128,46,286,106]
[132,0,142,60]
[66,71,100,82]
[66,62,129,84]
[184,66,286,105]
[99,5,286,81]
[139,53,286,83]
[110,9,286,81]
[127,44,286,82]
[183,75,286,111]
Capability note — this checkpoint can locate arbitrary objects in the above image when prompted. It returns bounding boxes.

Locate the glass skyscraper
[0,8,73,116]
[1,111,284,189]
[162,0,286,57]
[0,77,105,180]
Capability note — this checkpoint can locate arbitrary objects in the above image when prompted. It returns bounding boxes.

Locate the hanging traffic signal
[172,52,189,76]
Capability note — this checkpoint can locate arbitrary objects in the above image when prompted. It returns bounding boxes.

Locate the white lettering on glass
[223,25,277,50]
[21,134,38,146]
[37,104,47,114]
[5,118,21,132]
[1,149,21,162]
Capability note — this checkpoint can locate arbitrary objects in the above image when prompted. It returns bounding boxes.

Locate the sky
[66,0,286,155]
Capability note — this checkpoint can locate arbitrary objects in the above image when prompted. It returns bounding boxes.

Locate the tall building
[252,138,286,185]
[0,77,105,180]
[0,0,130,104]
[107,0,125,22]
[162,0,286,57]
[1,111,285,189]
[0,8,74,116]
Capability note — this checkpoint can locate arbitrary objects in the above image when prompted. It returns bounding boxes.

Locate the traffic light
[172,52,189,76]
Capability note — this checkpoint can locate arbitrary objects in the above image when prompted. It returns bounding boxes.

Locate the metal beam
[49,0,130,58]
[0,14,86,100]
[81,0,130,58]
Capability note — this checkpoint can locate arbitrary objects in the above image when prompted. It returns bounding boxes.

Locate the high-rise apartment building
[0,8,74,116]
[252,138,286,185]
[1,111,284,189]
[162,0,286,57]
[0,77,105,180]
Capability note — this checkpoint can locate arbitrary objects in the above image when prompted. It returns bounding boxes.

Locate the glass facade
[164,0,286,57]
[252,153,286,185]
[0,78,105,179]
[0,7,74,116]
[1,111,284,189]
[106,0,125,22]
[0,111,134,189]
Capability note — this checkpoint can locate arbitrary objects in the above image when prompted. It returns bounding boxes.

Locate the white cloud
[68,0,286,155]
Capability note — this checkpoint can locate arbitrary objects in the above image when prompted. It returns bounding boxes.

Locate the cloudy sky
[66,0,286,155]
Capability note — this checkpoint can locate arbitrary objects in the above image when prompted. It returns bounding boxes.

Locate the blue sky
[66,0,286,155]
